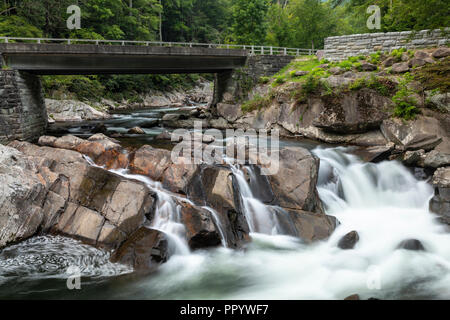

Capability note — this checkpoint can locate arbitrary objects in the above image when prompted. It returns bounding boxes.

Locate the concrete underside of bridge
[0,43,294,144]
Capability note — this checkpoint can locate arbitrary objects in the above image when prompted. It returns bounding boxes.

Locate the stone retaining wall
[0,70,47,144]
[324,28,450,61]
[213,55,294,107]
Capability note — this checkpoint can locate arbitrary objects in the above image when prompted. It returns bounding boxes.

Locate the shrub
[338,60,353,70]
[392,77,420,120]
[241,92,274,113]
[259,76,270,84]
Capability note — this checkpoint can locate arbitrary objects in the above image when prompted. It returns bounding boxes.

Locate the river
[0,105,449,300]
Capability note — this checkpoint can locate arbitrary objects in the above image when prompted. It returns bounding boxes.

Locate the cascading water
[2,146,450,300]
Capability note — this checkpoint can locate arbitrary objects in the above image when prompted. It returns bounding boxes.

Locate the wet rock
[398,239,425,251]
[344,294,360,300]
[92,123,108,134]
[338,231,360,250]
[432,47,450,59]
[313,88,391,134]
[162,114,181,122]
[187,165,250,248]
[352,145,394,163]
[179,203,221,250]
[156,130,172,140]
[110,227,169,271]
[391,62,410,73]
[429,167,450,225]
[286,209,338,242]
[128,126,145,134]
[268,147,323,213]
[424,150,450,168]
[381,117,444,151]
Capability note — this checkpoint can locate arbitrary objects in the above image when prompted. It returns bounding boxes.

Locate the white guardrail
[0,37,317,56]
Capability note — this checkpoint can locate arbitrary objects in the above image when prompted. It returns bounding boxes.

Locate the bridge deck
[0,43,249,75]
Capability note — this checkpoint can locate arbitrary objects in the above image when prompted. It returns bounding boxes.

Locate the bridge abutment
[212,55,294,111]
[0,70,47,144]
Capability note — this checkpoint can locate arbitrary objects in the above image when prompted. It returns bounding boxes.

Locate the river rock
[179,203,222,250]
[432,47,450,59]
[286,209,337,242]
[7,141,154,248]
[156,130,172,140]
[110,227,169,271]
[313,88,392,134]
[429,167,450,225]
[46,99,110,122]
[0,144,48,248]
[187,165,250,248]
[398,239,425,251]
[338,231,360,250]
[424,150,450,168]
[129,145,172,180]
[403,149,426,167]
[128,126,145,134]
[381,117,444,151]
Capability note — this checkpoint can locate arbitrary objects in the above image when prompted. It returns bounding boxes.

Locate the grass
[241,91,275,113]
[413,56,450,92]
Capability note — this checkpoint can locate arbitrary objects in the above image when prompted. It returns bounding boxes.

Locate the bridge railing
[0,37,317,56]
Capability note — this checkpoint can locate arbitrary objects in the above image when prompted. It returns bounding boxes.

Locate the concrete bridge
[0,38,310,143]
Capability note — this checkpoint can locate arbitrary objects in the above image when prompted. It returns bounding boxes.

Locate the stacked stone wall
[324,28,450,61]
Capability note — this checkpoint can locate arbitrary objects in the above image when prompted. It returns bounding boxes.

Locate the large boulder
[39,134,128,169]
[0,144,48,248]
[187,165,250,248]
[267,147,323,213]
[110,227,169,271]
[424,150,450,168]
[217,103,243,123]
[6,141,155,249]
[381,117,444,151]
[391,62,410,73]
[46,99,110,122]
[429,167,450,225]
[313,88,391,134]
[286,209,337,243]
[178,202,222,250]
[432,47,450,59]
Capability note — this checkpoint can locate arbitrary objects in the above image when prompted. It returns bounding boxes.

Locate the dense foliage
[0,0,447,100]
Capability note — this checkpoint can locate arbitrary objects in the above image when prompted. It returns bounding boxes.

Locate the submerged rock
[338,231,360,250]
[128,126,145,134]
[398,239,425,251]
[110,227,169,271]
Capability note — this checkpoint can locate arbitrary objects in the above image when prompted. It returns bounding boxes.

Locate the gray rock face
[429,167,450,225]
[424,150,450,168]
[268,147,323,213]
[0,144,47,248]
[46,99,110,122]
[381,117,444,151]
[4,141,155,249]
[313,88,392,134]
[217,103,243,122]
[110,227,169,271]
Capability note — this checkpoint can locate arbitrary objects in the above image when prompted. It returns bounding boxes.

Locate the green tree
[230,0,269,45]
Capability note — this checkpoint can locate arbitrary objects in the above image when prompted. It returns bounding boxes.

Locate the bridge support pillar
[211,55,295,113]
[0,70,47,144]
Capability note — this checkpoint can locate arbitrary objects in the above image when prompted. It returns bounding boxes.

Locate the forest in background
[0,0,448,102]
